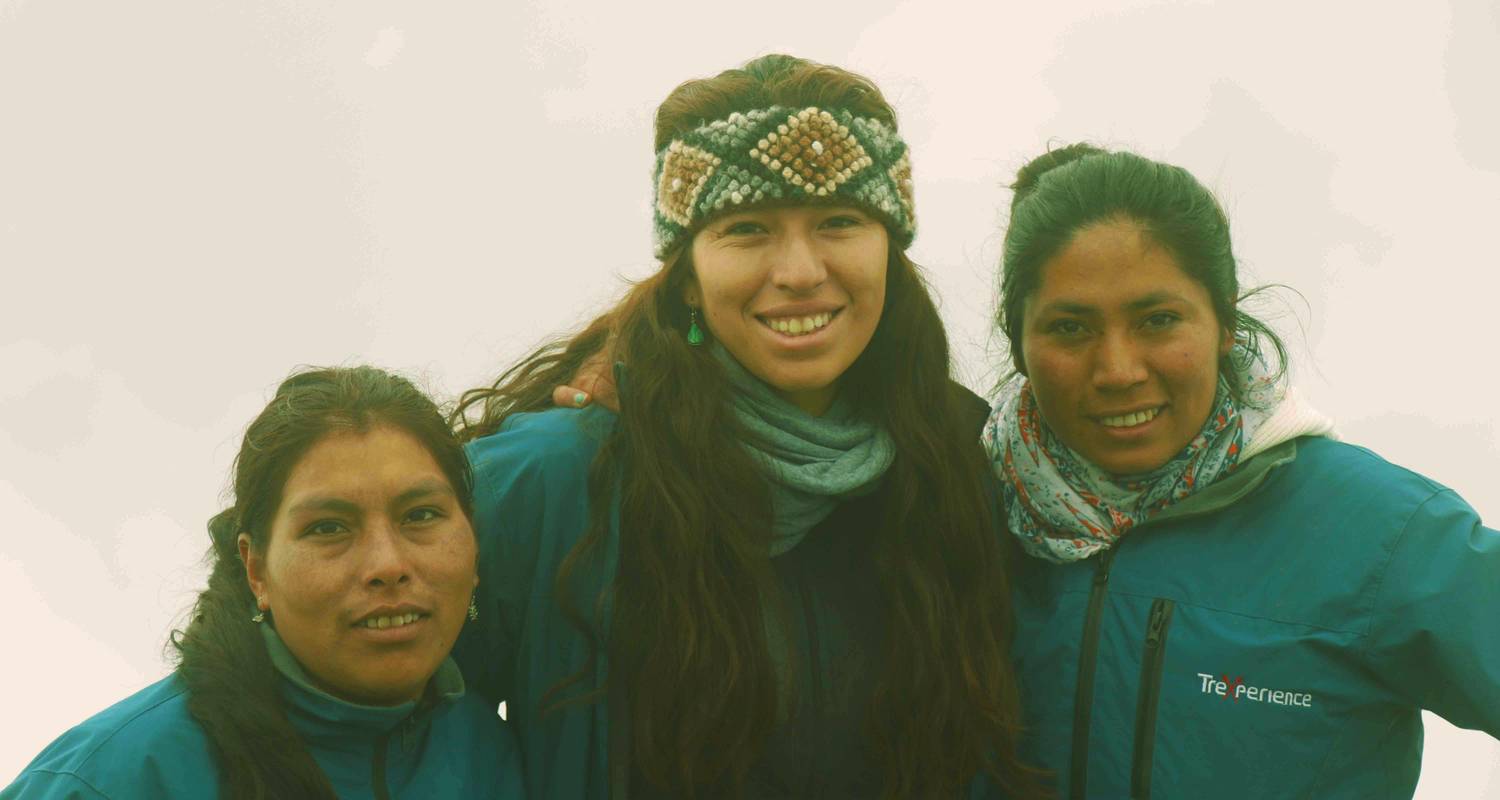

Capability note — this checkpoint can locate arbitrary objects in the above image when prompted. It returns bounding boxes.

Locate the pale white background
[2,0,1497,795]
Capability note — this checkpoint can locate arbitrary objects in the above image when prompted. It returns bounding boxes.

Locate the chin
[1092,452,1174,476]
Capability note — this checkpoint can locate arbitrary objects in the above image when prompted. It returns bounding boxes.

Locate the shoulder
[426,684,525,796]
[1281,437,1452,509]
[436,691,511,745]
[949,382,990,438]
[1231,436,1486,561]
[464,406,618,542]
[466,407,616,491]
[432,692,524,764]
[461,407,617,647]
[5,676,215,799]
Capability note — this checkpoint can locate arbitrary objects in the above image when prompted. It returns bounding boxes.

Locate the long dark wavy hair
[168,366,473,800]
[453,54,1042,798]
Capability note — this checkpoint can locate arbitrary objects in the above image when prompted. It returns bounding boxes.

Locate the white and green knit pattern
[652,106,916,258]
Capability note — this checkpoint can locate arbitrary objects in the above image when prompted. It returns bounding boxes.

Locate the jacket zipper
[1129,598,1176,800]
[1069,548,1117,799]
[372,729,392,800]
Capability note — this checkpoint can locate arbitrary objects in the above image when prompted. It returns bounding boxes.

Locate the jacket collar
[1147,438,1300,527]
[260,624,466,747]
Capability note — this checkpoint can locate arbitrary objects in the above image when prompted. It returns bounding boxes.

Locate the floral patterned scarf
[982,361,1279,563]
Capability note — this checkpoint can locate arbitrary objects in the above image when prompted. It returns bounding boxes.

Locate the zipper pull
[1145,601,1168,647]
[1093,549,1118,586]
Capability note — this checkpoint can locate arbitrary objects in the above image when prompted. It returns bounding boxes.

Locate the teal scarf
[713,345,895,555]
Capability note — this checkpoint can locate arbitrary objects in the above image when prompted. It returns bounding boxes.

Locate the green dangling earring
[687,306,705,346]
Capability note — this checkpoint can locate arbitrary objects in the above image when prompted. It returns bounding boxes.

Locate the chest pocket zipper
[1130,598,1176,800]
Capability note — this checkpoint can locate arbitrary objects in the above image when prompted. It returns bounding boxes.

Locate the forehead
[279,426,446,506]
[1031,220,1205,308]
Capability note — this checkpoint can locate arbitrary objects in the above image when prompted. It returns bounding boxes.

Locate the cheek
[426,530,478,590]
[1023,344,1080,399]
[1163,338,1223,394]
[267,549,338,612]
[700,278,760,326]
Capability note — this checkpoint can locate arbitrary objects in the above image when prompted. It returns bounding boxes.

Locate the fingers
[550,355,619,412]
[576,352,619,412]
[552,384,593,408]
[551,349,620,412]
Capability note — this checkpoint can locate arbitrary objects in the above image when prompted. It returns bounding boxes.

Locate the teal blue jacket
[2,629,524,799]
[454,406,1002,798]
[1009,437,1500,798]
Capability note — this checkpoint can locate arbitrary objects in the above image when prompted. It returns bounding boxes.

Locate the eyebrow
[390,479,456,508]
[285,496,361,517]
[284,479,455,517]
[1037,291,1192,316]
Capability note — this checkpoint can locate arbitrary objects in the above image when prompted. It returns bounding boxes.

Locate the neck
[777,385,837,417]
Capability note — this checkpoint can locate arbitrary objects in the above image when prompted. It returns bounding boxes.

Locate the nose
[361,520,411,588]
[1092,329,1148,392]
[768,227,826,293]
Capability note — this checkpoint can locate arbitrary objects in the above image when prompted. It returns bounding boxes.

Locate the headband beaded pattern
[651,106,916,258]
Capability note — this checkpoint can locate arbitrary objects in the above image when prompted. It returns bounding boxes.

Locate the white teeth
[766,312,833,336]
[1100,408,1161,428]
[362,613,422,630]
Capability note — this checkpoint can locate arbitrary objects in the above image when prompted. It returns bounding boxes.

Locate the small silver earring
[467,596,479,622]
[252,597,267,623]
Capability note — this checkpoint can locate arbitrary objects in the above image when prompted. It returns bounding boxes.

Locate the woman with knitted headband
[990,144,1500,797]
[450,55,1041,798]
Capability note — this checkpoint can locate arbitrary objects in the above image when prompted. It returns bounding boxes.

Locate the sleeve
[1364,488,1500,736]
[450,409,605,713]
[1,771,113,800]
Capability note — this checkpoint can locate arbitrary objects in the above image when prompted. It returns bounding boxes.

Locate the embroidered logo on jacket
[1198,673,1313,708]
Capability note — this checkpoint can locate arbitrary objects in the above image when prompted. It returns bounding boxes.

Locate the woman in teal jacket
[3,367,524,799]
[451,54,1041,798]
[986,144,1500,798]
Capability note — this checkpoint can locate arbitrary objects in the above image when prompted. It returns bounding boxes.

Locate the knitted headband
[651,105,916,259]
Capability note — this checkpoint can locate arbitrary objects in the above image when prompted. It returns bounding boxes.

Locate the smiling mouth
[758,309,840,337]
[1098,406,1163,428]
[357,613,427,630]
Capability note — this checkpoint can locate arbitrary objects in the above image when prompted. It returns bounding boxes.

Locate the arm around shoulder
[451,407,614,711]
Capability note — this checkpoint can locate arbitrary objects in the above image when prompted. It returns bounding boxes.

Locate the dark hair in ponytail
[168,366,472,800]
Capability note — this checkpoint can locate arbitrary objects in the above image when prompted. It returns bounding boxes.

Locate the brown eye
[1143,312,1180,330]
[724,221,767,236]
[305,520,348,536]
[404,507,443,524]
[1049,319,1087,337]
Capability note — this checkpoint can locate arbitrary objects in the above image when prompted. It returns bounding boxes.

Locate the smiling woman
[449,54,1040,799]
[1,367,524,800]
[688,205,889,416]
[989,143,1500,799]
[1019,218,1233,475]
[240,425,480,708]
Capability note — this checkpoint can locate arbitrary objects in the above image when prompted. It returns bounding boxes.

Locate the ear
[239,533,270,611]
